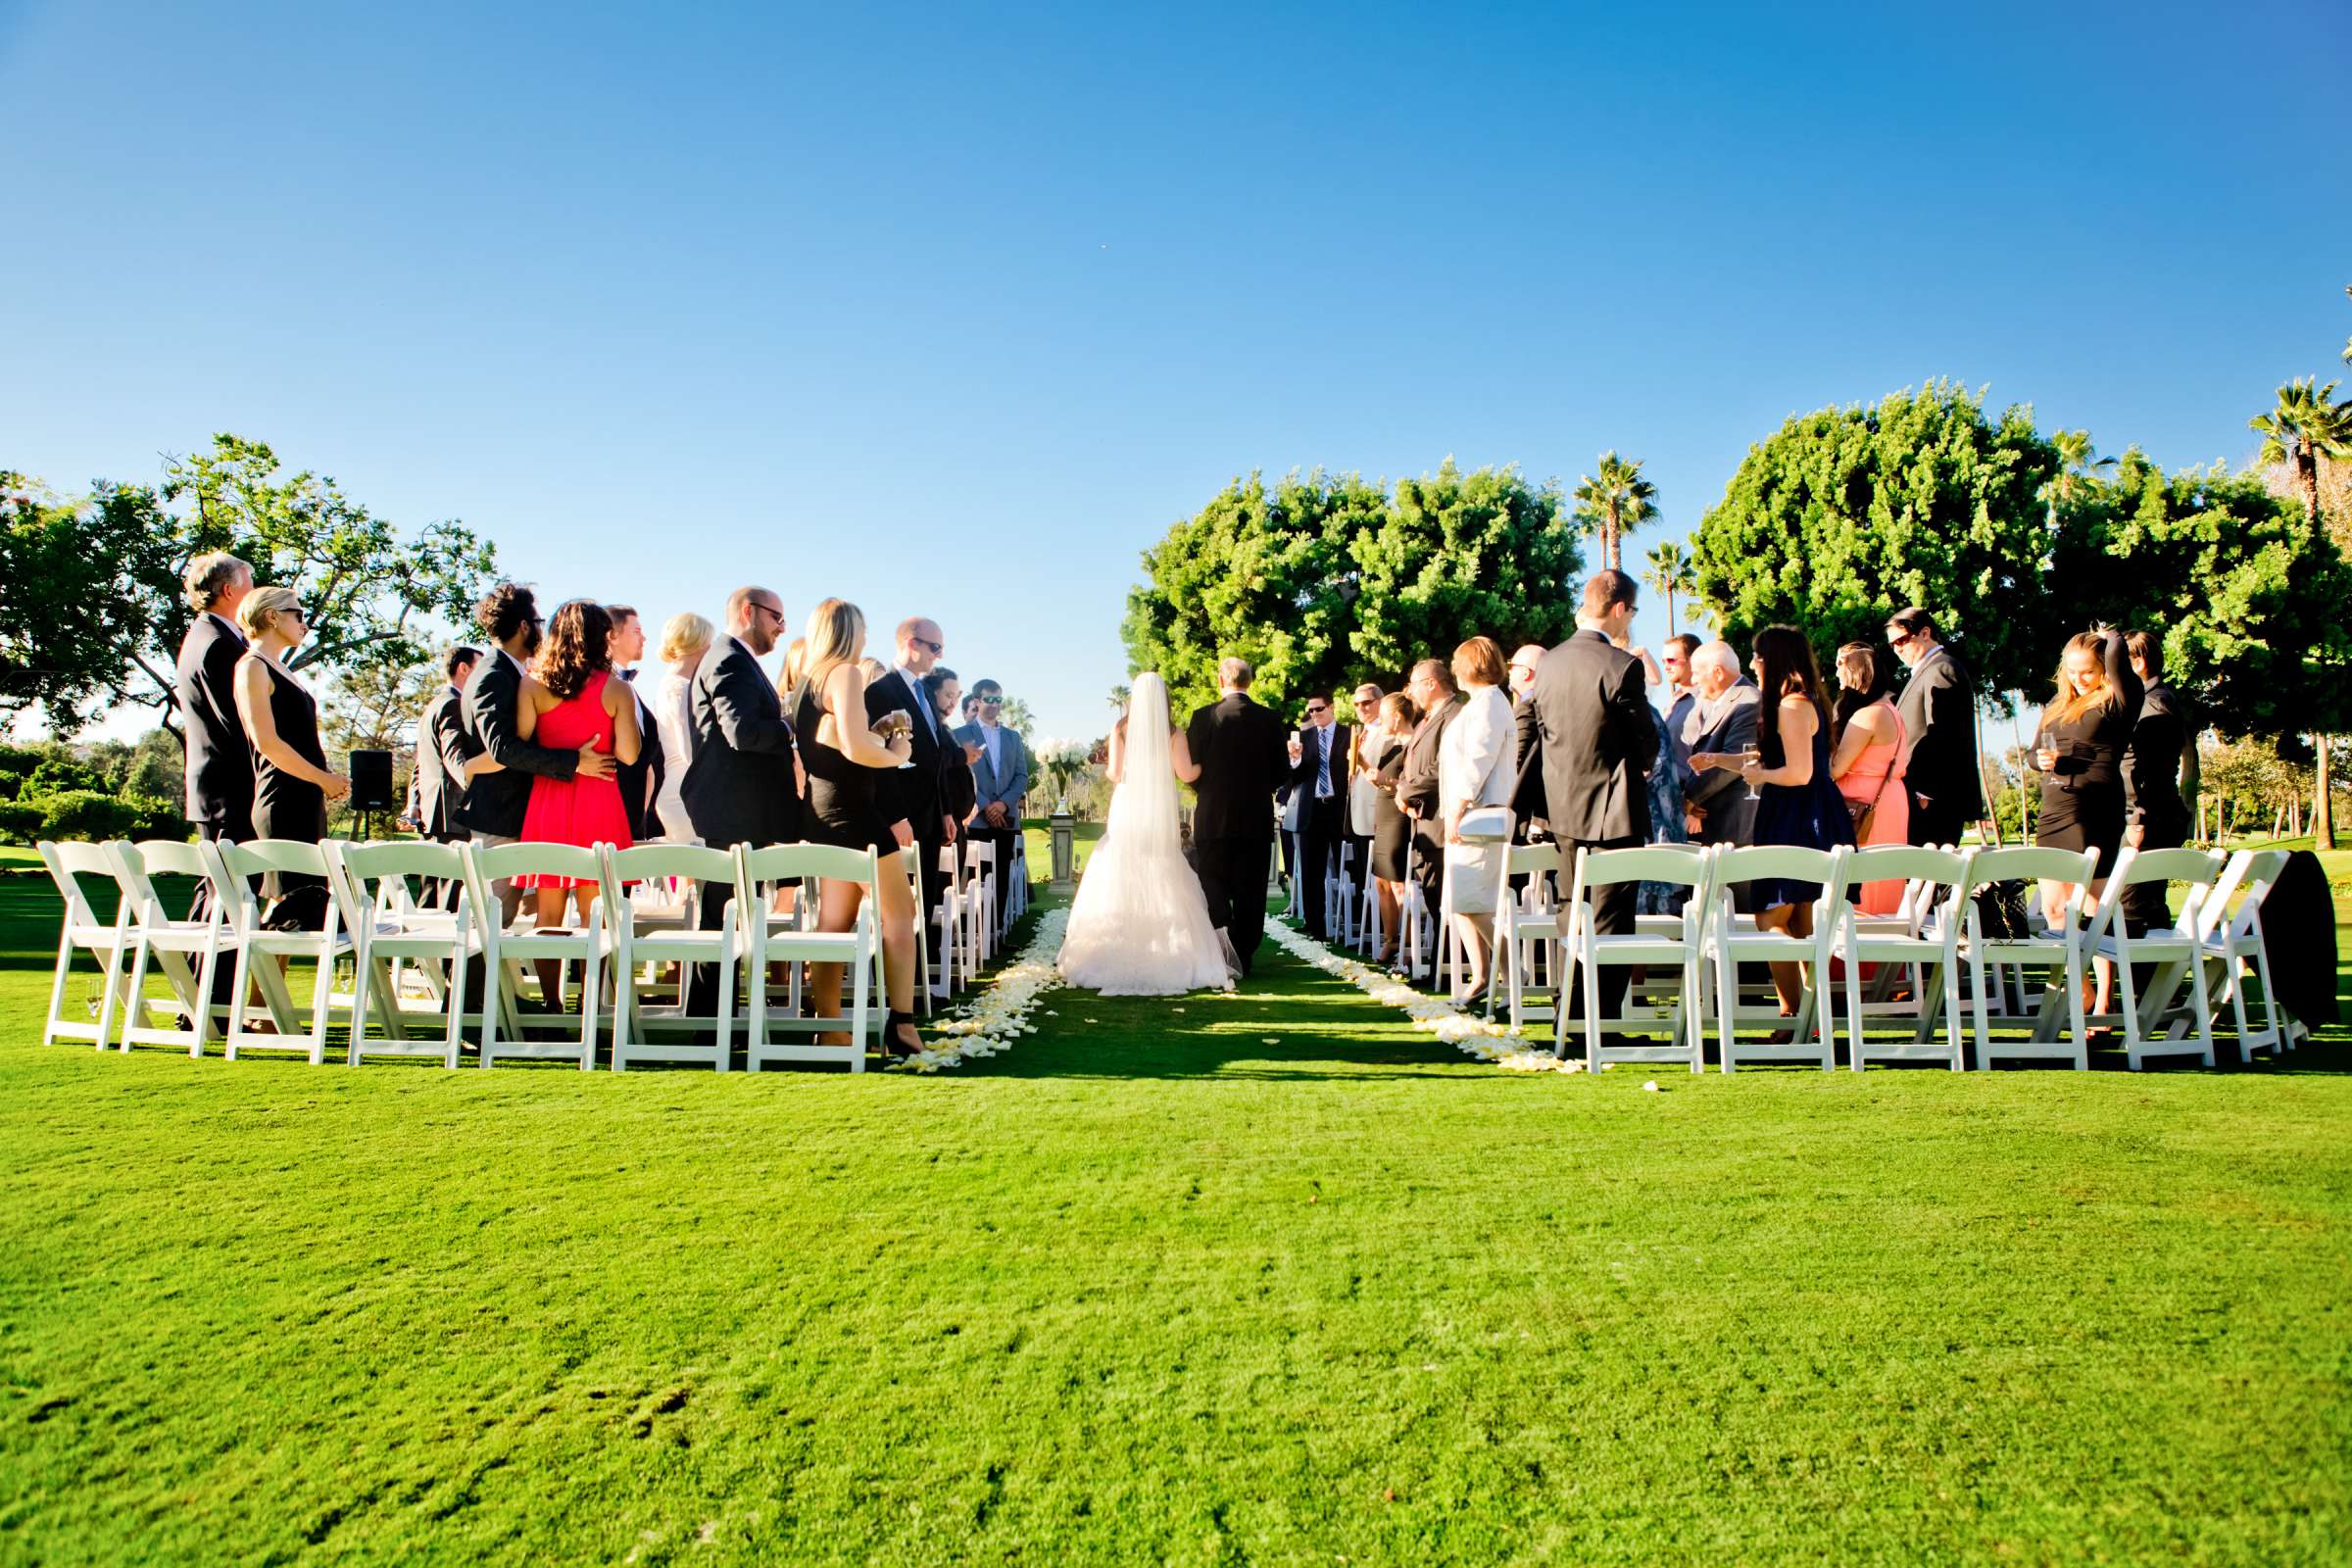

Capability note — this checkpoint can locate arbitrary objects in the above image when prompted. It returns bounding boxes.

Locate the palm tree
[2044,428,2117,521]
[1641,539,1697,634]
[1570,452,1657,571]
[2251,377,2352,528]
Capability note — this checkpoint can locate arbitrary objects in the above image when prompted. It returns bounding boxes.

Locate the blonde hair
[183,551,252,612]
[802,599,866,689]
[660,611,713,664]
[779,636,808,692]
[235,584,301,641]
[2044,632,2120,726]
[858,657,889,683]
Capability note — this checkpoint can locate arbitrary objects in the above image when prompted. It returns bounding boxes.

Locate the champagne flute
[1740,745,1762,802]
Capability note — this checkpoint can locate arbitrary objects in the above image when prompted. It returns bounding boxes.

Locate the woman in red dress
[515,601,641,999]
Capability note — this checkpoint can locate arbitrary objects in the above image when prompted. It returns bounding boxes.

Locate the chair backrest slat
[220,838,334,880]
[1840,845,1970,889]
[2118,847,2222,888]
[1576,845,1711,890]
[1964,845,2098,891]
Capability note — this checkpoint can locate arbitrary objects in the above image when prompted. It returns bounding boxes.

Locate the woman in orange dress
[1828,642,1911,915]
[515,601,642,1001]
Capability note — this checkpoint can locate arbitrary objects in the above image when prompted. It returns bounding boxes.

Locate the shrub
[0,799,40,845]
[34,790,142,842]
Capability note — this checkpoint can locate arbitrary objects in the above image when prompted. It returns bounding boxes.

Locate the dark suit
[681,637,801,1012]
[613,671,665,842]
[1400,694,1463,910]
[1527,629,1657,1022]
[413,683,476,908]
[1287,721,1350,938]
[1682,680,1762,849]
[1894,644,1982,847]
[869,666,948,955]
[457,653,580,839]
[1510,696,1548,835]
[1186,692,1289,975]
[175,612,254,841]
[2122,679,2191,932]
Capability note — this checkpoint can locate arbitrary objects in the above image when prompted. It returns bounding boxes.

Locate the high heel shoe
[884,1010,924,1057]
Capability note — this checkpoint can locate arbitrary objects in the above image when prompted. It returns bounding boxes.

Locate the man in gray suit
[956,679,1030,925]
[1680,639,1761,851]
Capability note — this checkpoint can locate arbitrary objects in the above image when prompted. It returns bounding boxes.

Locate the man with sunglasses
[1285,691,1351,940]
[956,680,1030,927]
[1886,606,1984,848]
[872,617,956,959]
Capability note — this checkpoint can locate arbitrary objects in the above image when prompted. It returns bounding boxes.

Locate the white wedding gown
[1056,673,1236,995]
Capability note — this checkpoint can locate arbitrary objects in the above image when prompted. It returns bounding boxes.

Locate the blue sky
[6,0,2348,744]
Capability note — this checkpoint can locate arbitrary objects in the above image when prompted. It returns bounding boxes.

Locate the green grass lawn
[1,830,2347,1564]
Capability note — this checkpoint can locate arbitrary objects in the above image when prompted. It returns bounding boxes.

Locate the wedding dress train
[1055,673,1235,995]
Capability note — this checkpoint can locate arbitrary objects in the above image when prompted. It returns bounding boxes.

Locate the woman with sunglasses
[230,585,350,928]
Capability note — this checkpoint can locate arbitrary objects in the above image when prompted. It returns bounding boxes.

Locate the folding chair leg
[578,953,600,1070]
[1582,942,1603,1073]
[2187,951,2215,1068]
[118,936,154,1053]
[349,937,373,1065]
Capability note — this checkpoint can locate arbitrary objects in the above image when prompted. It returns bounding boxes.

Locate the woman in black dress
[793,598,922,1055]
[1365,691,1418,967]
[230,586,350,930]
[2032,628,2142,929]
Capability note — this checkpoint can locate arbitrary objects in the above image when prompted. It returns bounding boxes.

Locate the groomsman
[1286,691,1350,939]
[605,605,665,842]
[172,553,256,990]
[2122,630,2193,934]
[957,679,1029,927]
[871,617,954,960]
[1886,606,1984,847]
[681,586,802,1014]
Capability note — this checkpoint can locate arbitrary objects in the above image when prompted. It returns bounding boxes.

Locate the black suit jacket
[2125,680,2190,833]
[680,638,802,849]
[866,667,944,841]
[1527,629,1655,844]
[1510,696,1547,825]
[1398,694,1462,819]
[1287,722,1351,815]
[1186,692,1288,842]
[174,613,254,833]
[456,653,581,838]
[612,672,665,842]
[1893,644,1983,820]
[414,684,476,840]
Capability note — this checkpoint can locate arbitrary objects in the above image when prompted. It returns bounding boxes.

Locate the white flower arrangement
[897,906,1071,1073]
[1262,920,1584,1074]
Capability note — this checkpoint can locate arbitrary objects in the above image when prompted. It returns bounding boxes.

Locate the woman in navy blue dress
[1735,625,1854,1021]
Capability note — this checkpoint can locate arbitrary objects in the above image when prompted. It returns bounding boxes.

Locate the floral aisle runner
[901,907,1070,1072]
[1262,919,1585,1073]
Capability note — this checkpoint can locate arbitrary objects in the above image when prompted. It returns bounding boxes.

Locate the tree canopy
[1688,381,2062,702]
[1121,462,1583,717]
[0,477,180,731]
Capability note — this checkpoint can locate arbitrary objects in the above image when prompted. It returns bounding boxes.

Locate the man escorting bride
[1057,659,1286,995]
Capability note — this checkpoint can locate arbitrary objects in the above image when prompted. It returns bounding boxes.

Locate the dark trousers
[1298,795,1343,937]
[686,871,739,1017]
[192,815,252,1002]
[1561,835,1641,1023]
[1198,831,1273,977]
[1907,784,1968,850]
[916,833,950,965]
[2122,815,2186,933]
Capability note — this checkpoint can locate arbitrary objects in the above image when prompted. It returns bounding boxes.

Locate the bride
[1056,672,1236,995]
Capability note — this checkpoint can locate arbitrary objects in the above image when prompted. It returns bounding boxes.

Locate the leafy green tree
[1569,452,1656,571]
[1689,381,2063,701]
[0,476,182,733]
[1123,464,1583,719]
[2249,377,2352,530]
[1641,539,1697,634]
[2044,429,2116,520]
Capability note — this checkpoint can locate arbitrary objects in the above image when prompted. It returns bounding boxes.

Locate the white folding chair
[1323,839,1356,947]
[1396,840,1436,980]
[328,840,480,1067]
[36,840,134,1051]
[459,841,607,1070]
[1703,845,1844,1071]
[932,843,967,1001]
[1958,846,2098,1069]
[2199,849,2291,1059]
[2083,846,2225,1069]
[737,843,882,1072]
[603,842,738,1071]
[963,839,999,966]
[211,839,348,1064]
[1556,845,1714,1071]
[1494,842,1568,1032]
[1831,846,1974,1071]
[896,843,933,1016]
[108,838,228,1056]
[1006,833,1031,923]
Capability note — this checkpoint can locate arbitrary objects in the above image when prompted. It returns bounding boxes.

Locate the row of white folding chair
[2197,848,2291,1057]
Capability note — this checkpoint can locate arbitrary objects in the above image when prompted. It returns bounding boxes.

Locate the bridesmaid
[514,601,641,1000]
[1828,642,1911,915]
[230,585,349,931]
[1365,691,1418,968]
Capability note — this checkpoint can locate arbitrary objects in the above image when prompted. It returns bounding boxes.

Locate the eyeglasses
[751,602,785,623]
[911,637,944,656]
[1886,628,1912,646]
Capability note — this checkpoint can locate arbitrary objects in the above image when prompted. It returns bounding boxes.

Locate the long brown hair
[1831,641,1888,746]
[535,600,612,701]
[1752,624,1828,752]
[2043,631,2121,726]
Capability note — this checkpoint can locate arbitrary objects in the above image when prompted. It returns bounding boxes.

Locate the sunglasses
[911,636,944,656]
[1305,704,1331,714]
[751,602,785,622]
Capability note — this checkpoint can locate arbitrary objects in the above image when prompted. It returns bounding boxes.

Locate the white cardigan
[1439,685,1515,818]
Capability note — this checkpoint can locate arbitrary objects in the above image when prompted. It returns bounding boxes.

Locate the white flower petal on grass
[1642,1080,1660,1093]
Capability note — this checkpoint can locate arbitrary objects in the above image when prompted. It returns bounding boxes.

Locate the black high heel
[884,1010,924,1057]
